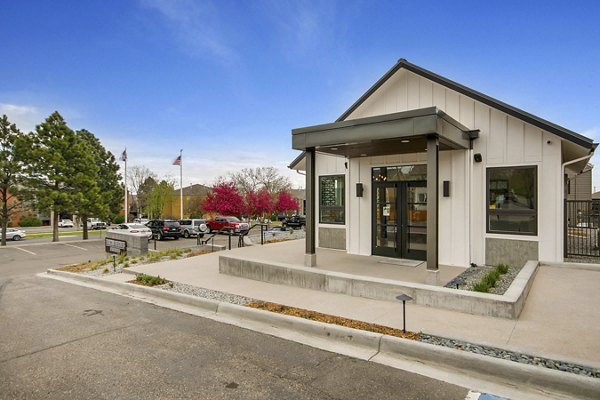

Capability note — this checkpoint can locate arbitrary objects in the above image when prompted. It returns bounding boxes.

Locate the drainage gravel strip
[154,281,600,379]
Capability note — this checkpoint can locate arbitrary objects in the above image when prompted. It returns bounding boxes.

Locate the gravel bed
[420,334,600,378]
[444,263,524,294]
[155,282,256,305]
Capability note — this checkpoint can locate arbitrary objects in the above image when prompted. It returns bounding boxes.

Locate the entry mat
[377,258,424,267]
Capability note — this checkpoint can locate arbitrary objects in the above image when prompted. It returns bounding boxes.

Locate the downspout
[468,147,473,268]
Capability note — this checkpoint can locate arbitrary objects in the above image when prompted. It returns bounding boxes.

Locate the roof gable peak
[337,59,594,150]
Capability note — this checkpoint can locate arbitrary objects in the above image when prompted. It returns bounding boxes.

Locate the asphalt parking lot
[0,234,239,279]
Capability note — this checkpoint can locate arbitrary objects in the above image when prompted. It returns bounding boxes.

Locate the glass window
[319,175,345,224]
[487,166,537,235]
[372,165,426,182]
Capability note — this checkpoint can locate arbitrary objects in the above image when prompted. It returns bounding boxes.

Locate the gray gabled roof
[337,58,595,150]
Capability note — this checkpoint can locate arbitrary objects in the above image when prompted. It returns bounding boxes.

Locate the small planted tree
[245,188,274,220]
[202,182,244,216]
[275,191,300,217]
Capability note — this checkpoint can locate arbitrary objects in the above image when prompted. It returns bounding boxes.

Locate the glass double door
[373,181,427,260]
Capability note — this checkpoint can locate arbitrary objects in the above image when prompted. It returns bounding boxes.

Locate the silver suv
[178,219,209,238]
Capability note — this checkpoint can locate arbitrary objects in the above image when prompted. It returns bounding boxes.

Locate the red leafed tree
[245,188,274,219]
[275,191,299,215]
[201,182,244,216]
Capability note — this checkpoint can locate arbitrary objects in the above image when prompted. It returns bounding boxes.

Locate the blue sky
[2,1,599,190]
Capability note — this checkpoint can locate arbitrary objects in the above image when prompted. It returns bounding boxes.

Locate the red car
[206,216,249,233]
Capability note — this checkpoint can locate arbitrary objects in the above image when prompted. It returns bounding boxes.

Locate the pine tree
[0,115,24,246]
[75,129,123,239]
[17,112,96,241]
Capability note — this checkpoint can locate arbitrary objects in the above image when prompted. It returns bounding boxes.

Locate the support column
[305,149,316,267]
[426,136,439,273]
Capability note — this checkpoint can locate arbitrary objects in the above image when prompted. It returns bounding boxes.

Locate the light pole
[395,294,413,333]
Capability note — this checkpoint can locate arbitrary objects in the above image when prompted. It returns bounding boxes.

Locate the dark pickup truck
[282,215,306,228]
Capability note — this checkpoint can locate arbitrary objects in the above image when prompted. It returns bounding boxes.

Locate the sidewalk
[119,239,600,367]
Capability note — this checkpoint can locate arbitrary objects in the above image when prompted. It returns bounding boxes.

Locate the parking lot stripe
[15,247,36,255]
[63,243,88,251]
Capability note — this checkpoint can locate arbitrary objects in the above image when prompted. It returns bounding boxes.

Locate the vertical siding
[488,110,507,164]
[343,69,561,264]
[524,125,543,162]
[506,117,525,164]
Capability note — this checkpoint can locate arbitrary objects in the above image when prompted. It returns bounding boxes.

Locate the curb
[44,269,600,400]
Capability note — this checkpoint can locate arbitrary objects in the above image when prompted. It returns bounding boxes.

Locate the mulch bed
[247,301,420,340]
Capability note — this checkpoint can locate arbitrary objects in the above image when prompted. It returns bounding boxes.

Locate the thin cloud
[0,103,41,132]
[139,0,237,64]
[261,1,347,61]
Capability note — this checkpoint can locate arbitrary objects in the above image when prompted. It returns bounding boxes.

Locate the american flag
[172,155,182,166]
[120,149,127,162]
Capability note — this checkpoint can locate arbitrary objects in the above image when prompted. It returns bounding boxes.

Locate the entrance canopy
[292,107,479,273]
[292,107,478,157]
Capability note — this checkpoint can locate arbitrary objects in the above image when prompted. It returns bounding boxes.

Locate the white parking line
[14,247,36,255]
[62,243,88,251]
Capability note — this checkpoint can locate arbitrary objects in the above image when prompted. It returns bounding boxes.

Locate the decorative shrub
[135,273,168,286]
[18,216,43,227]
[472,263,510,293]
[113,215,125,224]
[473,282,490,292]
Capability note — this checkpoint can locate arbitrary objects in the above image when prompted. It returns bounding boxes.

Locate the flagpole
[179,149,183,219]
[123,149,128,223]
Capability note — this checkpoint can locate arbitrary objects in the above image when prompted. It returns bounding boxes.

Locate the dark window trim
[486,165,537,236]
[319,174,345,225]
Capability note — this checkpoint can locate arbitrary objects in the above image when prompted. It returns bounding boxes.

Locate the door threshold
[377,257,424,267]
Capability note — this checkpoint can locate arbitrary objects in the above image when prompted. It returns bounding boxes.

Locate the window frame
[486,165,537,236]
[319,174,345,225]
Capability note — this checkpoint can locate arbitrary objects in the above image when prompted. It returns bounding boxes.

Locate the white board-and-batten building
[290,59,596,272]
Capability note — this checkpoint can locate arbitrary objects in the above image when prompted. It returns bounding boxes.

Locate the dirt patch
[247,301,420,340]
[57,260,110,273]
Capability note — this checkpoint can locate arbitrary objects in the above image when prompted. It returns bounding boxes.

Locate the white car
[1,228,26,241]
[58,219,74,228]
[113,223,153,239]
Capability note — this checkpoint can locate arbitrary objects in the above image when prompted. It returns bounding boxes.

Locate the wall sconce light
[474,153,482,163]
[356,182,364,197]
[443,180,450,197]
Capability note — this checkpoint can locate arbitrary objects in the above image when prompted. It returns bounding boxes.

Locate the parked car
[1,228,26,241]
[112,223,153,239]
[178,219,209,238]
[58,219,74,228]
[134,217,150,225]
[205,216,249,233]
[146,219,182,240]
[282,215,306,228]
[86,218,107,230]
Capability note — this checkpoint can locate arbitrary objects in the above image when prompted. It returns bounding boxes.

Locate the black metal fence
[564,200,600,257]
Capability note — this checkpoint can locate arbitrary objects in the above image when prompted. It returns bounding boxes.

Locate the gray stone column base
[305,253,317,267]
[425,269,439,286]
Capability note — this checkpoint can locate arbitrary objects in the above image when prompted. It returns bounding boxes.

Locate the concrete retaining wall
[106,231,148,256]
[219,256,539,319]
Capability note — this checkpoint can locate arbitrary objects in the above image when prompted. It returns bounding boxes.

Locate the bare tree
[228,167,291,195]
[128,166,157,195]
[128,166,157,217]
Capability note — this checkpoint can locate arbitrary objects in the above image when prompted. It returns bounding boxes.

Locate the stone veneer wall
[318,227,346,250]
[485,238,538,267]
